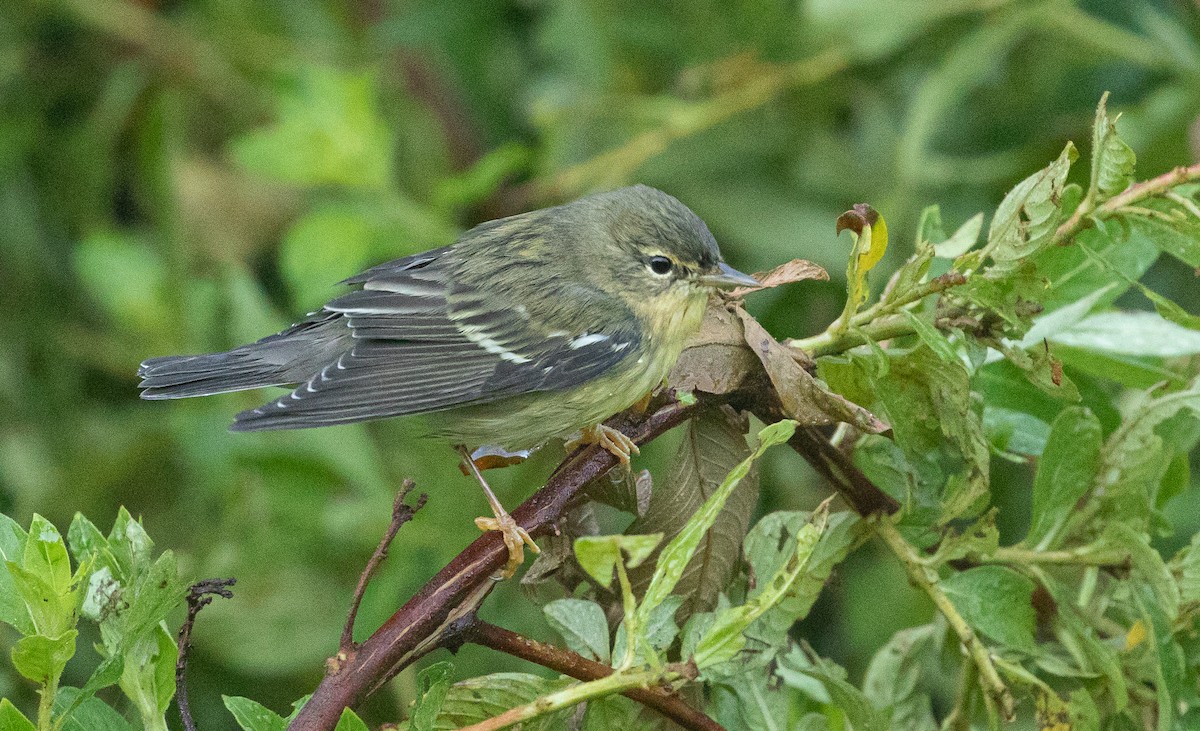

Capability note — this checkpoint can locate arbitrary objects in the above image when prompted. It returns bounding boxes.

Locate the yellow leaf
[1125,619,1147,650]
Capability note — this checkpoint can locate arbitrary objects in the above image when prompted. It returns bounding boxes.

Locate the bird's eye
[648,256,673,276]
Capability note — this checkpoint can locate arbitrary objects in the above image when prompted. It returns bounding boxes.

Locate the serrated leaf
[1027,407,1103,547]
[543,599,610,664]
[986,142,1076,267]
[693,512,825,668]
[24,515,72,599]
[1102,523,1179,620]
[223,696,286,731]
[636,420,796,627]
[942,566,1037,652]
[11,630,77,685]
[1131,586,1200,728]
[627,408,757,619]
[742,510,863,650]
[863,624,937,730]
[0,699,36,731]
[430,673,573,730]
[1089,94,1136,200]
[1094,378,1200,529]
[900,309,956,362]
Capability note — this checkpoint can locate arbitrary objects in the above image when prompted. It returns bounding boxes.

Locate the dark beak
[697,262,760,289]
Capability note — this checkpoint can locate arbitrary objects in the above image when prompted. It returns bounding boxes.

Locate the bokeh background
[3,0,1200,727]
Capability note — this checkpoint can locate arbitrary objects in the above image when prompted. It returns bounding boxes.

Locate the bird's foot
[565,424,640,469]
[475,511,539,579]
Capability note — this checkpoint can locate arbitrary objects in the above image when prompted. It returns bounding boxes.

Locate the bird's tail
[138,312,348,400]
[138,350,294,399]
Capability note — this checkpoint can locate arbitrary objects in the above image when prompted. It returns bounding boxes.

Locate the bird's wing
[231,248,640,431]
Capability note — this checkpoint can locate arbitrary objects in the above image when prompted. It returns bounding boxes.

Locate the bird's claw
[566,424,640,469]
[475,512,539,579]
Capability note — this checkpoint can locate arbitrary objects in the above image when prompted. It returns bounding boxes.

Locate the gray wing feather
[229,249,640,432]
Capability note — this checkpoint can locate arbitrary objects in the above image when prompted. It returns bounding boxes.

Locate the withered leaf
[626,406,758,620]
[670,302,760,396]
[736,309,889,433]
[728,258,829,298]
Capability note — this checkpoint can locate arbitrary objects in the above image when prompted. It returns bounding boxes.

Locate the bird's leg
[455,444,539,579]
[564,424,640,469]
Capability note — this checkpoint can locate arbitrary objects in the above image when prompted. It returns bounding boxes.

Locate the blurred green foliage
[2,0,1200,728]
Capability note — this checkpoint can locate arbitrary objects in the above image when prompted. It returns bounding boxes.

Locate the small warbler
[139,185,756,572]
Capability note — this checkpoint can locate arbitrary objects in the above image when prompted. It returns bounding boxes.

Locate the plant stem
[468,622,722,731]
[38,677,57,731]
[787,272,967,357]
[1054,162,1200,244]
[983,545,1129,567]
[873,516,1015,721]
[456,667,685,731]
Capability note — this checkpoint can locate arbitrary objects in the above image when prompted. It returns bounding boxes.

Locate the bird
[138,185,758,574]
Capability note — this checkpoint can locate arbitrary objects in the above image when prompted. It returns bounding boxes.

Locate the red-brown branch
[289,399,697,730]
[466,622,723,731]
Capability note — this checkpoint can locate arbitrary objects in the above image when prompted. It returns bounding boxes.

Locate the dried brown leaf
[736,309,889,432]
[670,302,760,396]
[728,258,829,298]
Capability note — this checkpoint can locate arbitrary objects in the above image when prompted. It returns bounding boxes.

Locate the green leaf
[0,699,36,731]
[982,406,1051,458]
[1102,523,1179,620]
[936,212,984,259]
[231,66,394,189]
[409,661,453,731]
[693,512,824,668]
[24,515,72,599]
[1094,378,1200,529]
[1088,93,1136,200]
[429,673,573,730]
[627,408,757,620]
[779,647,891,731]
[636,420,796,626]
[1050,311,1200,357]
[11,630,78,685]
[223,695,287,731]
[1027,407,1103,547]
[863,624,937,730]
[543,599,610,664]
[0,514,32,635]
[941,566,1037,652]
[900,309,956,363]
[582,695,659,731]
[985,142,1076,267]
[54,687,134,731]
[742,510,863,648]
[573,534,662,589]
[333,708,370,731]
[1128,206,1200,268]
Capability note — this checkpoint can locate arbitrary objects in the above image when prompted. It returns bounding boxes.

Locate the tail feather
[138,311,350,400]
[138,351,293,399]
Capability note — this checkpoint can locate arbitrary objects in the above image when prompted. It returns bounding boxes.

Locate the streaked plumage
[138,185,755,450]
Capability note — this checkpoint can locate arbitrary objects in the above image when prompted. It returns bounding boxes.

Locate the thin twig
[341,480,428,652]
[289,399,697,731]
[467,622,722,731]
[1054,161,1200,244]
[872,517,1014,721]
[177,578,237,731]
[456,666,692,731]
